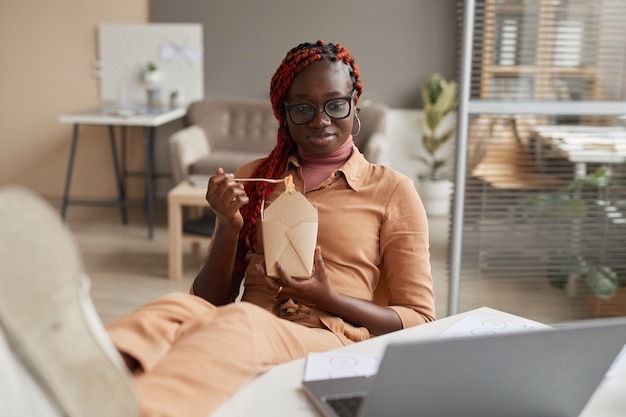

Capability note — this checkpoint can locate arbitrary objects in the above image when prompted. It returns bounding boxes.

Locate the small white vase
[144,70,161,87]
[418,179,453,217]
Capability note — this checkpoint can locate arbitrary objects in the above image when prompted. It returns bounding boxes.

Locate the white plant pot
[144,70,161,88]
[418,179,453,217]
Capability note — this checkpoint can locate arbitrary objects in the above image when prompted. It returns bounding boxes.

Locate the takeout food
[284,174,296,194]
[261,175,318,278]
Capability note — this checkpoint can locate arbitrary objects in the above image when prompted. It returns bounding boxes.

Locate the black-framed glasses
[284,92,355,125]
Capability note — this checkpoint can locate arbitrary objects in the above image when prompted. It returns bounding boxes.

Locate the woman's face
[284,60,357,156]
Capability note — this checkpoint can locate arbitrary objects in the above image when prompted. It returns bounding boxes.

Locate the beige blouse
[209,147,435,344]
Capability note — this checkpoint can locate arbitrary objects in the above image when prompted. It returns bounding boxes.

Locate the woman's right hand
[206,167,249,232]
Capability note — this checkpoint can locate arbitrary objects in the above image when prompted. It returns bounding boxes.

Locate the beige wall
[0,0,149,201]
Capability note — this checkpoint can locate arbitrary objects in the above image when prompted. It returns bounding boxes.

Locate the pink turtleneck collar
[297,136,354,191]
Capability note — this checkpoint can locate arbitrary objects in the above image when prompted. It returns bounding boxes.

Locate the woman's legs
[0,185,344,417]
[110,299,344,417]
[106,292,214,373]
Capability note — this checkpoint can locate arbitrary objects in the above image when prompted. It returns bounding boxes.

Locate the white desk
[533,125,626,179]
[210,307,626,417]
[58,104,187,239]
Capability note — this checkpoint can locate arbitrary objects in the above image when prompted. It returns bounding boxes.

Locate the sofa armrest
[168,125,211,184]
[362,132,388,166]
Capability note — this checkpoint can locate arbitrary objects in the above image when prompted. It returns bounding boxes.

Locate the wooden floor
[58,199,578,325]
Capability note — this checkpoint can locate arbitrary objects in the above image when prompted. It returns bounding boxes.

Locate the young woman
[0,40,435,417]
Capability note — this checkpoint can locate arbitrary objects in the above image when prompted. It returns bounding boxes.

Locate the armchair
[353,102,389,166]
[169,98,277,184]
[168,99,390,185]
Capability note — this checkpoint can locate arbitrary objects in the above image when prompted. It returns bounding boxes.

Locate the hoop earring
[352,111,362,137]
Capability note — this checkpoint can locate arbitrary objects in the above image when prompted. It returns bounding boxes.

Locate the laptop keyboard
[326,394,365,417]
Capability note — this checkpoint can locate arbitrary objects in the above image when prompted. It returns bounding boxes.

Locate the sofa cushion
[188,99,278,154]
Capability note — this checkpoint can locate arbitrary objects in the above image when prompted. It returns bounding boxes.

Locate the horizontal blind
[455,0,626,322]
[471,0,626,101]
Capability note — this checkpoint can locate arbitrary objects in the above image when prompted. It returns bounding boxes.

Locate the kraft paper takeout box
[261,191,318,279]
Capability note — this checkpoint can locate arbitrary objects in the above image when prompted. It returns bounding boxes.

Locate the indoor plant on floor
[415,73,458,216]
[518,165,626,315]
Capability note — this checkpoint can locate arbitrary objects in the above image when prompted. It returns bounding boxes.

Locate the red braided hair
[234,40,363,273]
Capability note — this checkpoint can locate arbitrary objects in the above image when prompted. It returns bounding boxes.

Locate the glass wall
[451,0,626,322]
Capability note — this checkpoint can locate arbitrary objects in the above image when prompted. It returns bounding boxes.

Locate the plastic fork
[234,178,285,183]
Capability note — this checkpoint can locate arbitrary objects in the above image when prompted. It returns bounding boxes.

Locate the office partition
[450,0,626,321]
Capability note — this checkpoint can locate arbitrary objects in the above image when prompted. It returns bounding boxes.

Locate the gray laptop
[302,317,626,417]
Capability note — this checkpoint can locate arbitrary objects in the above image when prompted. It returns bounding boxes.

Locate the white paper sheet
[437,313,547,339]
[303,352,381,382]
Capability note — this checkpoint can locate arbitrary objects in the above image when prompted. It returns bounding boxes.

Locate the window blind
[452,0,626,322]
[470,0,626,102]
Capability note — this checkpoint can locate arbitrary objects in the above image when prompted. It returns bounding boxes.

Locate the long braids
[234,40,363,273]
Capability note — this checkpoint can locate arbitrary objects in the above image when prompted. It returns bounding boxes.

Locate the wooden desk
[533,125,626,179]
[58,104,187,239]
[210,307,626,417]
[167,181,211,281]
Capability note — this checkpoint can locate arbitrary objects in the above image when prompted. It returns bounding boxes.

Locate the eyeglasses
[284,93,354,125]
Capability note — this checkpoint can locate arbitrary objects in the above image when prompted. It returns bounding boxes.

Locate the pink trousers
[106,293,345,417]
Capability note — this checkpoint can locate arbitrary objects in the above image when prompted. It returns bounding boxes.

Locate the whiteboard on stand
[97,23,204,107]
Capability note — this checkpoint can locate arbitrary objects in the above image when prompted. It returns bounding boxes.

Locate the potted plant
[143,61,161,108]
[144,61,161,88]
[415,73,458,216]
[519,165,626,311]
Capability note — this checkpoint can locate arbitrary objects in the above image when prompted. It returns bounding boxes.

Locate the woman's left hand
[257,246,336,305]
[257,246,403,335]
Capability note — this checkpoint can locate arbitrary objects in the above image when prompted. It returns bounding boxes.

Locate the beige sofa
[169,98,389,185]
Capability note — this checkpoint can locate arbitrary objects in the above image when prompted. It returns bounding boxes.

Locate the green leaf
[415,155,431,166]
[425,107,441,132]
[422,135,438,155]
[425,73,443,104]
[553,198,587,219]
[584,266,619,300]
[433,159,446,171]
[437,128,455,145]
[546,251,581,289]
[433,81,458,115]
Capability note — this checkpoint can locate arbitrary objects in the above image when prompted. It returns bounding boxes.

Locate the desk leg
[121,126,127,191]
[575,162,587,180]
[108,125,128,225]
[61,124,79,219]
[144,127,155,239]
[168,197,183,281]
